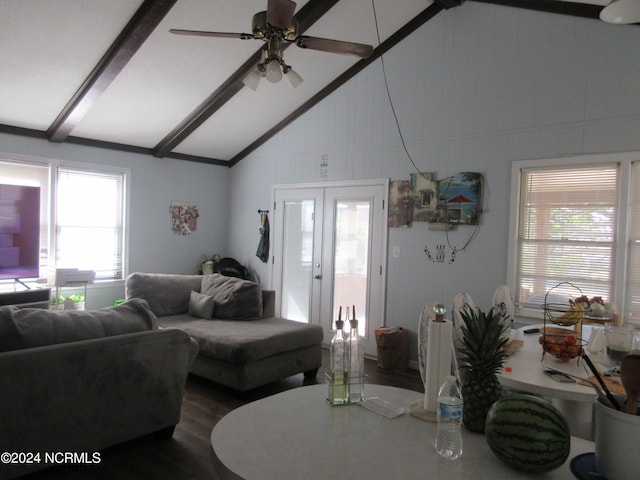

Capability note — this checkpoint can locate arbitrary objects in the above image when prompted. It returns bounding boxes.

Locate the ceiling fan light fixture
[284,67,303,88]
[265,58,283,83]
[600,0,640,24]
[242,67,263,90]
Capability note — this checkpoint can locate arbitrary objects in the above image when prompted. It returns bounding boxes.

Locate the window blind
[56,167,125,280]
[516,165,618,306]
[625,162,640,326]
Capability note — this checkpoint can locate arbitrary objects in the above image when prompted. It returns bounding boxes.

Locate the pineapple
[457,305,509,433]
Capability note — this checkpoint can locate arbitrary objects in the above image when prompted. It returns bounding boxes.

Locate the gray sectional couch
[0,299,198,479]
[125,272,324,392]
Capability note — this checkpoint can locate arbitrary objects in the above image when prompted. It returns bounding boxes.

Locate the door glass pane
[333,200,370,336]
[281,199,315,323]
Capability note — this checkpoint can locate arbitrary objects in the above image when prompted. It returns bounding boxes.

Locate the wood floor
[23,349,423,480]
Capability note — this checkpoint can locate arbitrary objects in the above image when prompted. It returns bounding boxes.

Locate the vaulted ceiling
[0,0,612,167]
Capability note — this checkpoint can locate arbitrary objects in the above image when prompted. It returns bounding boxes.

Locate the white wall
[0,133,230,308]
[227,3,640,360]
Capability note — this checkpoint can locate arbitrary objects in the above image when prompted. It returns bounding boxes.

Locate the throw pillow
[201,273,263,320]
[188,290,215,319]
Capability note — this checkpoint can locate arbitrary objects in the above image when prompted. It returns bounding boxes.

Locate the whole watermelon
[485,395,571,473]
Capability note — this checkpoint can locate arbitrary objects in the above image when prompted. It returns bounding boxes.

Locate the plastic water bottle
[435,375,463,460]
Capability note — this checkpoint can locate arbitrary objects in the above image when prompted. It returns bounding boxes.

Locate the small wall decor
[424,244,456,264]
[170,201,199,235]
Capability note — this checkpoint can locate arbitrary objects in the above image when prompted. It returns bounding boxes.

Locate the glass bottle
[328,317,348,405]
[347,307,365,403]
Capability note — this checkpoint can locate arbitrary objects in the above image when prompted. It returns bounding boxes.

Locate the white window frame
[54,164,127,281]
[0,155,129,285]
[507,152,637,324]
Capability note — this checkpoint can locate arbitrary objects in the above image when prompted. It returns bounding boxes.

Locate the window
[0,161,50,274]
[625,161,640,324]
[56,167,125,280]
[508,153,640,326]
[0,159,126,283]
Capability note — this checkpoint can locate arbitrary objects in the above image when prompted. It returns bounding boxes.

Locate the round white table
[499,324,607,439]
[210,384,593,480]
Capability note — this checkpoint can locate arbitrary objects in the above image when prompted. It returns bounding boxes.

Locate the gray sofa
[0,298,198,480]
[125,272,324,392]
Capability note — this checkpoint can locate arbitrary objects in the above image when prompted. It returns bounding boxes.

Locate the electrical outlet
[392,246,400,258]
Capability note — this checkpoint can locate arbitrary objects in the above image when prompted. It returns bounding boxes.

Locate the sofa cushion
[0,298,158,352]
[188,290,214,320]
[201,274,263,320]
[157,315,323,363]
[126,272,203,317]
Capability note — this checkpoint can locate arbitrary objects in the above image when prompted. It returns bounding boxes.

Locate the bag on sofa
[214,257,250,280]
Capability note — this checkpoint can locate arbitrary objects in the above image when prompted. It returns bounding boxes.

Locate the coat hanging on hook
[256,210,270,263]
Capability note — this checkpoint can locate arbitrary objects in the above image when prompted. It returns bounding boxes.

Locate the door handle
[314,274,322,279]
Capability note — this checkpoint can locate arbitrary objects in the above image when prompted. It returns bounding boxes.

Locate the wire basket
[538,327,587,362]
[542,282,586,362]
[544,282,585,326]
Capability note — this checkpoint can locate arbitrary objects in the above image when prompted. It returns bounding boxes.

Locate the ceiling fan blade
[169,29,254,40]
[296,36,374,58]
[266,0,296,29]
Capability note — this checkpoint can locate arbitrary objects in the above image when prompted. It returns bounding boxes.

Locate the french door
[270,180,388,357]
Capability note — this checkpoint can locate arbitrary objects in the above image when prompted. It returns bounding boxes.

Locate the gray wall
[0,134,230,308]
[226,3,640,359]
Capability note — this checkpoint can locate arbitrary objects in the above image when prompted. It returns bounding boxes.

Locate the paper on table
[423,319,453,412]
[359,397,405,419]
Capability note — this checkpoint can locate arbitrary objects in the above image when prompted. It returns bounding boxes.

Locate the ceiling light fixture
[600,0,640,24]
[241,36,304,90]
[172,0,375,93]
[242,67,263,91]
[283,65,303,88]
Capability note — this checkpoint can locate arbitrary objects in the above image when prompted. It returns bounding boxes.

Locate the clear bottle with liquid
[328,318,348,405]
[435,375,463,460]
[347,313,365,403]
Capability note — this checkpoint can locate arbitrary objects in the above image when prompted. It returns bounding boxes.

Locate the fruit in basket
[550,301,584,325]
[485,395,570,473]
[574,295,589,306]
[604,303,616,316]
[538,328,584,361]
[573,295,615,318]
[588,302,606,316]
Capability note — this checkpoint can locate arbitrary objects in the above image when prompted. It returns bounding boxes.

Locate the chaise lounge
[125,272,324,392]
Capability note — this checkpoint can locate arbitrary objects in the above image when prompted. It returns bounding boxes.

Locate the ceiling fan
[170,0,374,90]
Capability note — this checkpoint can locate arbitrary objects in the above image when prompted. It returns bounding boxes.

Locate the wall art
[388,172,483,230]
[170,201,199,235]
[435,172,482,227]
[387,179,415,228]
